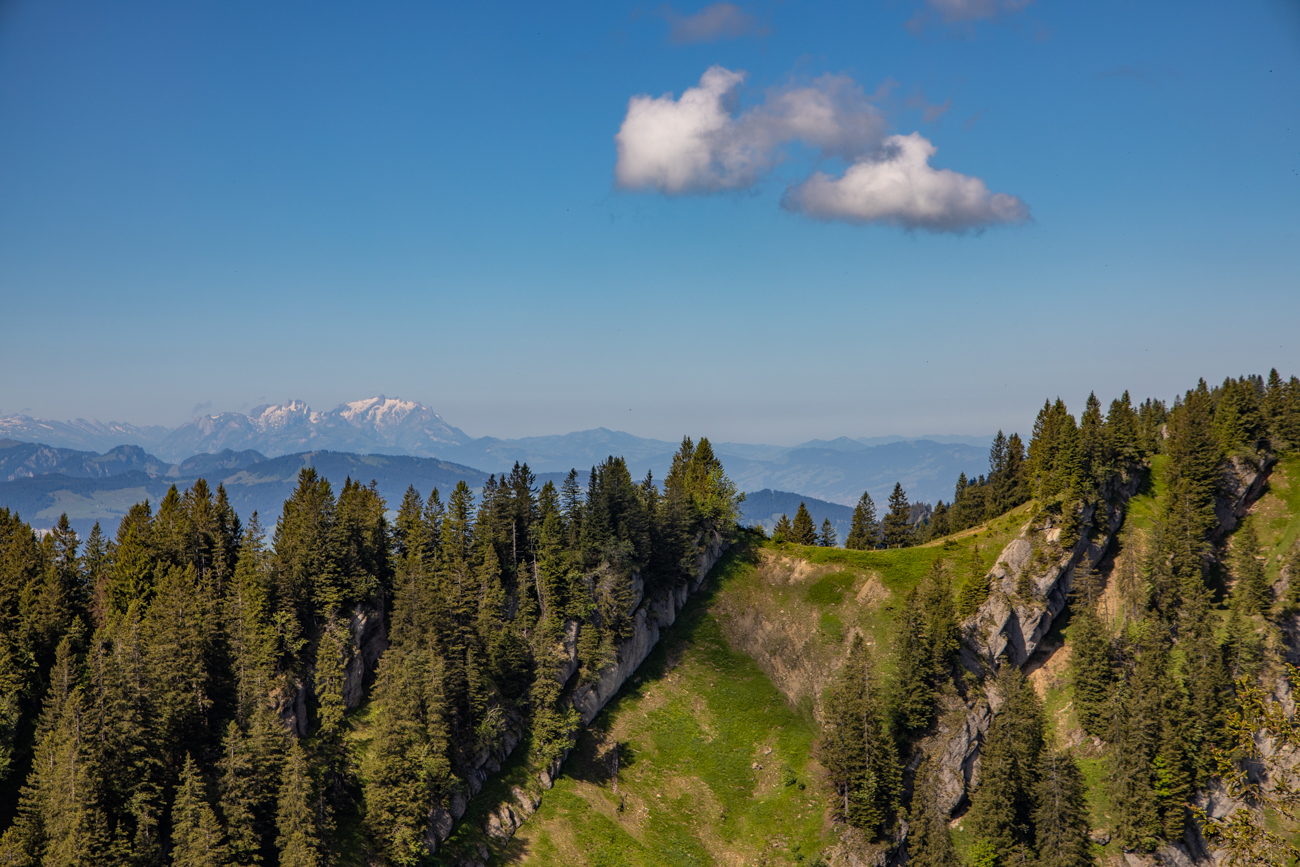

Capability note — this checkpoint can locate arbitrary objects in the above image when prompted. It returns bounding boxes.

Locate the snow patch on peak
[250,401,313,432]
[338,396,427,429]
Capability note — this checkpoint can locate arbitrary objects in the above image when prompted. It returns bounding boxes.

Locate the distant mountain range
[0,398,998,532]
[0,440,492,539]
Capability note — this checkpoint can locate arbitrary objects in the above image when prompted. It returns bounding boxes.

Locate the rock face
[275,599,389,735]
[963,468,1143,671]
[423,533,730,863]
[344,602,388,709]
[934,451,1277,851]
[1213,452,1277,541]
[920,469,1146,818]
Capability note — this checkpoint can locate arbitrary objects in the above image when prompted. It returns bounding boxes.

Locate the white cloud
[614,67,885,194]
[663,3,762,44]
[781,133,1029,232]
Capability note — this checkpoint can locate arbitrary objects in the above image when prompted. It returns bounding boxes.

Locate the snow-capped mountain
[154,396,469,461]
[0,416,172,454]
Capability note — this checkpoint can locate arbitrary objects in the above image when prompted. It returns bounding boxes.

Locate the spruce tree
[908,757,959,867]
[172,753,228,867]
[217,721,267,867]
[845,491,879,550]
[1033,750,1091,867]
[967,666,1044,864]
[1230,519,1269,616]
[819,518,836,548]
[881,483,913,549]
[276,742,325,867]
[773,513,793,542]
[1068,560,1111,737]
[819,636,899,840]
[791,503,817,546]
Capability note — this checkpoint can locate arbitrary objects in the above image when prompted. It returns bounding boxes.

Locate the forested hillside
[0,437,741,865]
[4,371,1300,867]
[499,371,1300,867]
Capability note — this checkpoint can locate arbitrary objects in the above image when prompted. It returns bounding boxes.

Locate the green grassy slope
[501,507,1033,865]
[500,548,837,866]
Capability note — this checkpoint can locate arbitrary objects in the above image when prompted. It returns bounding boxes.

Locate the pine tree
[819,518,836,548]
[144,564,216,772]
[967,666,1044,864]
[0,635,105,866]
[845,491,879,550]
[881,483,913,549]
[1034,750,1091,867]
[819,636,899,840]
[1230,519,1269,616]
[172,753,228,867]
[908,757,959,867]
[276,742,325,867]
[1068,561,1112,737]
[217,721,269,867]
[791,503,817,546]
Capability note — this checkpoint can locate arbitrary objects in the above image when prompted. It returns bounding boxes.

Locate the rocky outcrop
[274,599,389,735]
[424,533,730,864]
[919,469,1146,818]
[344,601,388,709]
[1213,451,1276,541]
[963,468,1143,671]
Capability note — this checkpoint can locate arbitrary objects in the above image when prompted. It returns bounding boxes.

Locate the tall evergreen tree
[967,666,1044,865]
[1230,519,1269,616]
[276,742,325,867]
[773,514,793,542]
[908,757,959,867]
[845,491,879,550]
[819,518,836,548]
[819,636,899,840]
[791,503,817,546]
[1034,750,1091,867]
[881,483,913,549]
[1068,560,1111,737]
[171,753,228,867]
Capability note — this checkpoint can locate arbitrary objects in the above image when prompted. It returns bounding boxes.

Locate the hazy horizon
[2,2,1297,442]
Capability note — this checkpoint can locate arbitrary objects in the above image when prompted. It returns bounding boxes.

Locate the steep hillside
[481,548,840,867]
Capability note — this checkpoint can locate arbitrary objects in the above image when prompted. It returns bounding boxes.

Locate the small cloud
[614,66,886,194]
[662,3,764,44]
[906,0,1034,33]
[962,109,986,130]
[192,400,214,416]
[906,88,953,123]
[781,133,1030,233]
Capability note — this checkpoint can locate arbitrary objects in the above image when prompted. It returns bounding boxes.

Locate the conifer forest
[3,372,1300,867]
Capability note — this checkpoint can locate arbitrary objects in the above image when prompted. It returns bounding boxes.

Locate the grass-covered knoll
[499,548,836,866]
[713,503,1032,709]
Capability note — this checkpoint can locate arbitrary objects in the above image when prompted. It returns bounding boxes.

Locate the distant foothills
[0,397,993,534]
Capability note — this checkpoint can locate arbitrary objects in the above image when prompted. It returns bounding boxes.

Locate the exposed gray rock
[963,469,1141,670]
[343,601,388,709]
[1213,452,1276,541]
[553,619,580,685]
[273,675,308,738]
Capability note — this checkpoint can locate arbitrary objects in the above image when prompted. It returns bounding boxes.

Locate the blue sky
[1,0,1297,444]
